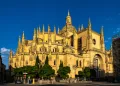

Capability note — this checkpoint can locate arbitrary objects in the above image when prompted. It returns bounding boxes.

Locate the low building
[112,33,120,81]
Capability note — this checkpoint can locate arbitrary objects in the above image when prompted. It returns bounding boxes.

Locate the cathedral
[9,11,113,78]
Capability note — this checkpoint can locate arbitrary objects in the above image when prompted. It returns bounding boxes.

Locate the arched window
[15,63,16,67]
[26,61,28,65]
[71,35,74,46]
[54,60,56,65]
[76,60,78,67]
[78,37,82,53]
[53,48,55,52]
[53,48,58,52]
[80,60,81,67]
[40,48,42,52]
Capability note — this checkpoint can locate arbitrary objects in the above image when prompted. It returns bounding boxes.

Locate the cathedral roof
[61,25,77,33]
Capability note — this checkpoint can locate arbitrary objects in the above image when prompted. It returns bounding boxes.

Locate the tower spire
[33,28,37,41]
[42,24,45,34]
[100,26,105,52]
[22,31,25,44]
[54,25,56,34]
[81,24,84,30]
[101,26,104,36]
[88,17,91,29]
[48,24,51,33]
[18,36,21,47]
[78,25,81,32]
[68,10,70,16]
[34,28,36,35]
[19,35,21,43]
[38,25,41,32]
[9,49,13,58]
[37,27,39,38]
[54,25,56,42]
[66,10,72,26]
[58,27,60,34]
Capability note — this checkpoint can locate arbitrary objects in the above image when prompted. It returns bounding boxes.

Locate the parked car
[15,80,22,84]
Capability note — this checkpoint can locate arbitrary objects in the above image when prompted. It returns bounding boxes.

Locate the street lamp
[23,72,28,84]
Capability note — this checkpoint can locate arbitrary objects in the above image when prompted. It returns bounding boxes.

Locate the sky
[0,0,120,69]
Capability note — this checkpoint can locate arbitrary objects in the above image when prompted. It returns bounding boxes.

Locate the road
[0,82,120,86]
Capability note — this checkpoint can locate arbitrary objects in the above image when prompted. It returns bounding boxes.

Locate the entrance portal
[92,54,103,78]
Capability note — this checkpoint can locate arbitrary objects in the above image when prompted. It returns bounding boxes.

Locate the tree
[45,55,48,65]
[14,67,23,76]
[78,71,85,78]
[39,55,55,79]
[84,67,90,78]
[78,67,91,80]
[57,62,71,79]
[35,55,41,69]
[39,64,55,79]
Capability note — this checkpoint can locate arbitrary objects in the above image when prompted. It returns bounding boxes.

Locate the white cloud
[105,40,108,43]
[1,55,8,60]
[112,28,120,35]
[108,37,111,40]
[1,47,10,55]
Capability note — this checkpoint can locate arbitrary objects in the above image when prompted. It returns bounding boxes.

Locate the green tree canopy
[39,55,55,79]
[78,71,85,78]
[45,55,49,65]
[39,64,55,79]
[84,67,90,78]
[35,55,41,69]
[57,62,71,79]
[78,67,91,79]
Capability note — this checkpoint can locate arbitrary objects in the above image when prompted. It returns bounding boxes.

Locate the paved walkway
[1,81,120,86]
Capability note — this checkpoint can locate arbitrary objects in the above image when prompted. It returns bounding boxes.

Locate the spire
[101,26,104,36]
[66,10,72,25]
[68,10,70,16]
[42,24,45,34]
[78,25,81,32]
[100,26,105,52]
[34,28,37,36]
[58,27,60,34]
[9,49,13,58]
[88,17,91,29]
[22,31,25,44]
[18,36,21,47]
[54,25,56,42]
[37,27,39,37]
[33,28,37,41]
[48,24,50,33]
[38,25,41,32]
[54,25,56,34]
[81,24,84,30]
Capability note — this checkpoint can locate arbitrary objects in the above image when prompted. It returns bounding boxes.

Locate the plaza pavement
[1,81,120,86]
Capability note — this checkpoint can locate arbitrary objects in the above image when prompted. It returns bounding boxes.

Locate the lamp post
[23,72,28,84]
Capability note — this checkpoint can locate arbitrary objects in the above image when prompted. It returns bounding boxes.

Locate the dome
[60,25,77,34]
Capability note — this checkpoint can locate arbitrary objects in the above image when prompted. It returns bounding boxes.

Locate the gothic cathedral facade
[9,11,113,78]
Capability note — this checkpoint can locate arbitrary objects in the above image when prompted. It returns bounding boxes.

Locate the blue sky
[0,0,120,69]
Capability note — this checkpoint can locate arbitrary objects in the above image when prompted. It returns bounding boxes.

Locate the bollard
[32,78,35,84]
[23,79,26,84]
